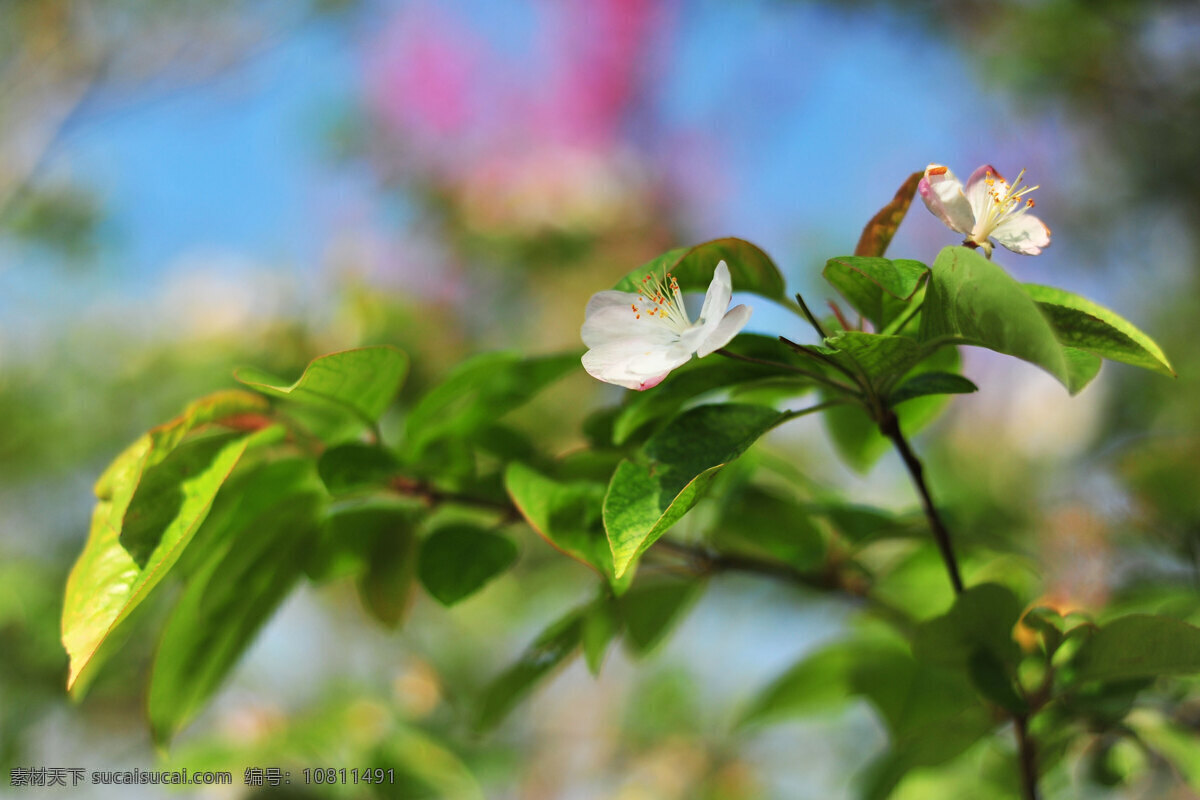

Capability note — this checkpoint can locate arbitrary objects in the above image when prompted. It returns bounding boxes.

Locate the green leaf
[889,372,978,405]
[581,596,621,676]
[853,171,924,258]
[148,460,324,743]
[613,237,786,302]
[617,576,704,656]
[612,334,807,445]
[1021,606,1066,656]
[119,433,254,566]
[354,510,420,627]
[852,644,995,800]
[822,256,929,330]
[1061,677,1151,725]
[404,351,578,458]
[62,403,282,695]
[823,331,922,384]
[1072,614,1200,681]
[921,246,1094,394]
[859,706,995,800]
[476,608,583,731]
[813,502,921,545]
[821,404,884,473]
[235,345,408,426]
[603,404,786,578]
[966,648,1028,714]
[473,424,539,461]
[852,643,979,742]
[1023,283,1174,376]
[738,642,862,727]
[303,505,420,623]
[712,485,825,571]
[93,390,270,501]
[913,583,1024,672]
[317,443,401,495]
[1062,346,1103,394]
[417,524,518,606]
[504,462,630,591]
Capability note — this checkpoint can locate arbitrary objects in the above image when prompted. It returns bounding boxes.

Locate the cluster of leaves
[61,176,1193,797]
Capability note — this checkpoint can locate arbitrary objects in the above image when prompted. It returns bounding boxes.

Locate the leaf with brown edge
[612,238,787,302]
[855,171,923,257]
[236,345,409,429]
[505,462,633,593]
[63,390,284,696]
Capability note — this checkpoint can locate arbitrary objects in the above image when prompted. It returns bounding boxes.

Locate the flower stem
[878,409,963,594]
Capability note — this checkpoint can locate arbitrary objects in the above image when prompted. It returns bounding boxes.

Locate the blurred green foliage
[3,1,1200,798]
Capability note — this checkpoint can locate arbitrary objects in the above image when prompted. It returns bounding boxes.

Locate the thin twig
[387,474,914,629]
[779,398,853,422]
[878,410,963,595]
[793,292,829,339]
[655,539,839,591]
[653,539,914,633]
[1013,714,1040,800]
[880,409,1043,798]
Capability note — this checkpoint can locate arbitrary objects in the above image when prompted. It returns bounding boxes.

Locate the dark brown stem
[1014,714,1040,800]
[880,411,1040,796]
[389,476,913,627]
[878,410,963,595]
[652,540,914,634]
[655,539,842,591]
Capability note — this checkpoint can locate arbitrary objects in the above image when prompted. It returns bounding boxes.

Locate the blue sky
[1,0,1094,348]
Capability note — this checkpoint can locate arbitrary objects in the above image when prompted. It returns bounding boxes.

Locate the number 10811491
[302,768,394,785]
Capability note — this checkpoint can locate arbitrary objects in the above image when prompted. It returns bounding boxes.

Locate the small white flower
[919,164,1051,256]
[581,260,752,390]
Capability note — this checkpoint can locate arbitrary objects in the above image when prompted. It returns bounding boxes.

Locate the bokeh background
[3,0,1199,797]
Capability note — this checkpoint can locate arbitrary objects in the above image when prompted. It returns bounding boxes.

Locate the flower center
[631,270,691,331]
[976,168,1039,239]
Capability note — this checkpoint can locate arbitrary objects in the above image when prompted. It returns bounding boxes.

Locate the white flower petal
[581,339,694,390]
[585,290,639,317]
[991,213,1051,255]
[677,323,709,353]
[581,304,680,348]
[698,261,732,326]
[964,164,1004,222]
[696,304,753,358]
[581,258,751,390]
[918,164,975,234]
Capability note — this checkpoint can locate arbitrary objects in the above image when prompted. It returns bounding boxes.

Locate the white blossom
[581,261,752,390]
[919,164,1051,256]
